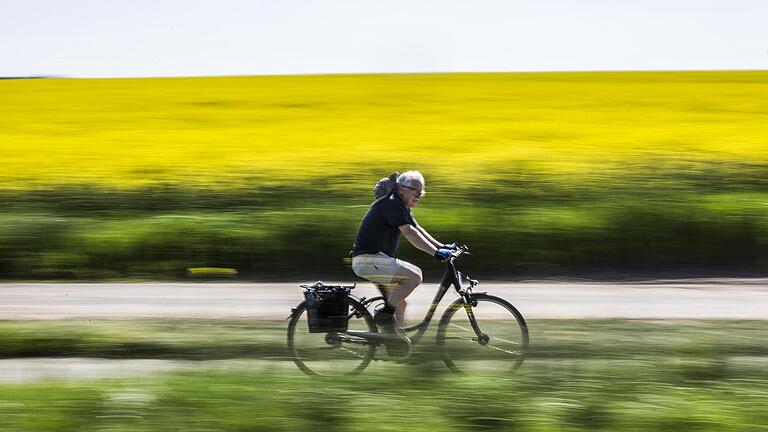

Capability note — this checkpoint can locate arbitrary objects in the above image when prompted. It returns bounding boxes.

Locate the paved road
[2,279,767,320]
[1,279,767,383]
[0,358,293,384]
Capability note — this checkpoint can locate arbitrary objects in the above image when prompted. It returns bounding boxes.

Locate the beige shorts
[351,252,408,286]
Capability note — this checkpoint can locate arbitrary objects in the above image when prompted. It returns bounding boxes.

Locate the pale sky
[1,0,767,78]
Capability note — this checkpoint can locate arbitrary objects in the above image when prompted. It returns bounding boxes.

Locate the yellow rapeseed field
[2,71,767,191]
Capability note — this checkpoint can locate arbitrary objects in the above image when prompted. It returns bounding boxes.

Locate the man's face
[398,180,425,208]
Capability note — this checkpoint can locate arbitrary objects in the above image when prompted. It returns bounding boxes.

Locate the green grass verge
[3,185,768,279]
[2,319,768,360]
[1,319,768,431]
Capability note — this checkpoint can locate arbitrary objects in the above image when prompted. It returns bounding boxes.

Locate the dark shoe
[374,307,396,334]
[379,333,412,361]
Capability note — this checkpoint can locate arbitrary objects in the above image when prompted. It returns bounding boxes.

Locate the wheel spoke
[444,336,522,356]
[438,295,529,373]
[485,344,523,356]
[448,322,474,333]
[490,336,520,346]
[287,298,376,376]
[339,346,367,359]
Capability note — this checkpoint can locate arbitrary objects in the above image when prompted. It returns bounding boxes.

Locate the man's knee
[398,261,422,284]
[407,264,422,287]
[394,267,421,289]
[411,268,423,287]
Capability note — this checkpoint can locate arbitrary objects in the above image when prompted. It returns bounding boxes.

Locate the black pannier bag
[303,281,353,333]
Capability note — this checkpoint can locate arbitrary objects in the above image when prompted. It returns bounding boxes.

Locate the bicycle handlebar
[448,244,470,260]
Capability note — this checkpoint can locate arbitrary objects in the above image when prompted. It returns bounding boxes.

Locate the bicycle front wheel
[287,296,377,376]
[437,294,529,373]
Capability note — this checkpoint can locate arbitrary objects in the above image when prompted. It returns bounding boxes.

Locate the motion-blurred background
[2,72,767,280]
[3,2,768,431]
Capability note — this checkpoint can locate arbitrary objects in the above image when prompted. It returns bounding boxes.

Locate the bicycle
[286,245,529,376]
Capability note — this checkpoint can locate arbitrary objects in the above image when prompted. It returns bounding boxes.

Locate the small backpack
[373,172,399,201]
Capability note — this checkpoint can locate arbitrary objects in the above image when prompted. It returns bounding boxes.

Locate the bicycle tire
[287,296,377,376]
[436,294,529,373]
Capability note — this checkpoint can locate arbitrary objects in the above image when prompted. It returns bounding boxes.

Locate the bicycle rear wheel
[437,294,529,373]
[287,296,376,376]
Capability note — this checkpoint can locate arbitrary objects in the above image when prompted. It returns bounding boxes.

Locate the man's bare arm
[400,225,438,255]
[415,224,442,249]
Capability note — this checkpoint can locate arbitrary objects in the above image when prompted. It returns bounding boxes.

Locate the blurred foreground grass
[2,319,768,360]
[1,319,767,431]
[2,72,768,278]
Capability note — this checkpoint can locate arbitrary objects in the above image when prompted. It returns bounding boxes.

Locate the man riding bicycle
[350,171,455,333]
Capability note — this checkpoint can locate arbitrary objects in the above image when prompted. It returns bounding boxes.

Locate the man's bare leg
[384,262,422,327]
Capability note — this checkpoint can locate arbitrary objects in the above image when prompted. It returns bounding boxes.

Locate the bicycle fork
[461,297,490,345]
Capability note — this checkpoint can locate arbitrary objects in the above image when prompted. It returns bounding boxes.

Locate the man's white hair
[397,171,425,188]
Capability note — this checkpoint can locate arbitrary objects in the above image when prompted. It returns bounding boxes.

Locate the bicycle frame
[358,250,480,346]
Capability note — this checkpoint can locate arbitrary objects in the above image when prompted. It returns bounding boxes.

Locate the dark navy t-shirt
[352,192,417,258]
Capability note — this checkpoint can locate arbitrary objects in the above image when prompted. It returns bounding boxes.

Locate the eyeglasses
[401,184,426,197]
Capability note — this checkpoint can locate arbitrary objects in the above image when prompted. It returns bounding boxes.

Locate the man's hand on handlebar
[434,248,452,261]
[441,242,459,250]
